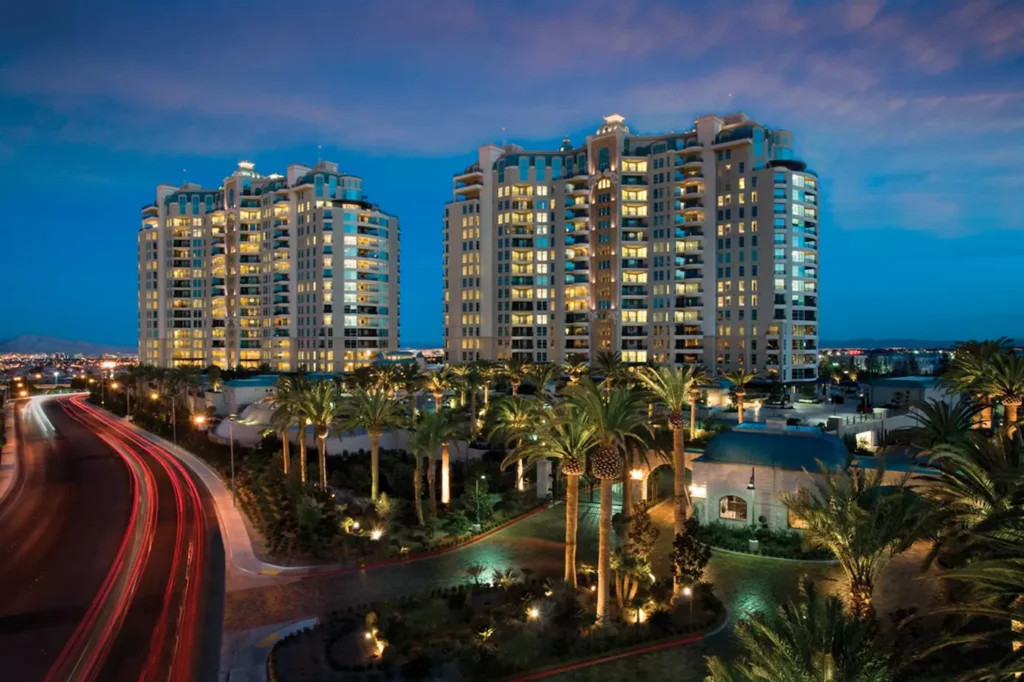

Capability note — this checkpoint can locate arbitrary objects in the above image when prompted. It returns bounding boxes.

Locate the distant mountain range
[821,338,1021,350]
[0,335,136,356]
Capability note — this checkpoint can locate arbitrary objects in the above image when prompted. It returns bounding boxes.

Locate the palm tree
[448,363,471,406]
[462,365,485,441]
[269,376,308,477]
[409,409,454,516]
[942,338,1013,428]
[476,360,499,409]
[592,350,625,391]
[339,388,406,501]
[782,467,927,619]
[636,365,707,546]
[705,579,896,682]
[724,368,757,425]
[489,395,544,493]
[416,408,460,508]
[425,368,453,411]
[507,407,597,587]
[406,415,445,525]
[906,398,983,449]
[298,380,344,489]
[566,379,650,623]
[562,359,590,386]
[527,362,560,398]
[918,432,1024,569]
[981,353,1024,434]
[502,356,531,396]
[396,363,426,419]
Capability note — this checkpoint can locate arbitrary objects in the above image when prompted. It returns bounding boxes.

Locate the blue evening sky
[1,0,1022,347]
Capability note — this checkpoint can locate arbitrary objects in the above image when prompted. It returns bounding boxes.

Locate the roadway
[0,395,224,681]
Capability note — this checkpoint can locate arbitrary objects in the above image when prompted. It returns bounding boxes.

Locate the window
[719,495,748,521]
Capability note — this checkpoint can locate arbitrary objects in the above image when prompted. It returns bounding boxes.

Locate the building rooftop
[695,425,848,472]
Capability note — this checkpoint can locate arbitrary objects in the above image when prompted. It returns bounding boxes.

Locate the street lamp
[682,585,693,622]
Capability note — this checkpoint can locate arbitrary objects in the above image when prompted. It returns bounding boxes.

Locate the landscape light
[370,527,384,541]
[527,607,539,620]
[193,414,207,425]
[683,586,693,597]
[19,390,27,397]
[630,469,644,481]
[150,392,159,400]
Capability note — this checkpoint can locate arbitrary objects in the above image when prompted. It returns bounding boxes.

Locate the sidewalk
[0,402,19,507]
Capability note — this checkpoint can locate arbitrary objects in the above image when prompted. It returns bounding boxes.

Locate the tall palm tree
[981,353,1024,434]
[782,467,927,619]
[502,356,531,396]
[269,376,308,478]
[488,395,544,493]
[408,411,450,519]
[705,579,896,682]
[476,360,499,409]
[448,363,471,406]
[298,380,344,489]
[462,365,485,441]
[425,368,453,411]
[724,368,757,424]
[906,398,983,449]
[420,408,460,507]
[636,364,708,546]
[527,362,560,398]
[396,363,426,419]
[508,406,597,587]
[339,388,406,501]
[592,350,625,392]
[566,379,650,623]
[406,415,445,525]
[942,338,1013,428]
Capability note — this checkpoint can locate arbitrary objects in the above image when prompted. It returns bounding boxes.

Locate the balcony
[564,273,589,285]
[674,226,703,238]
[674,269,702,280]
[674,255,702,267]
[621,258,648,269]
[675,324,702,336]
[622,218,648,229]
[621,176,647,186]
[621,285,648,297]
[675,296,703,308]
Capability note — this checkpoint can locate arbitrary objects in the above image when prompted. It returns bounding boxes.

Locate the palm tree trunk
[850,577,874,620]
[413,455,424,526]
[299,431,308,484]
[1004,400,1020,434]
[434,393,441,411]
[407,394,416,420]
[597,477,614,624]
[512,381,519,396]
[318,434,328,489]
[516,459,525,492]
[736,393,745,424]
[441,442,451,505]
[370,431,380,501]
[565,474,579,587]
[280,428,290,476]
[672,425,689,600]
[982,397,993,430]
[469,391,478,441]
[427,459,437,518]
[689,399,697,440]
[483,384,490,408]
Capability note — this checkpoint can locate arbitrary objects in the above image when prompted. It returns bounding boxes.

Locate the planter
[748,538,759,553]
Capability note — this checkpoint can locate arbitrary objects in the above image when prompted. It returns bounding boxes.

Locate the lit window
[719,496,748,521]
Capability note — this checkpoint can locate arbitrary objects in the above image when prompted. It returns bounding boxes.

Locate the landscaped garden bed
[695,522,834,561]
[270,574,723,681]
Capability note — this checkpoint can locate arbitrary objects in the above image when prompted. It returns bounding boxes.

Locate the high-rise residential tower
[443,113,819,384]
[140,161,400,372]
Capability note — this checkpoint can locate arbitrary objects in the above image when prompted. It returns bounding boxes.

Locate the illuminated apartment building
[140,161,399,372]
[443,113,819,383]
